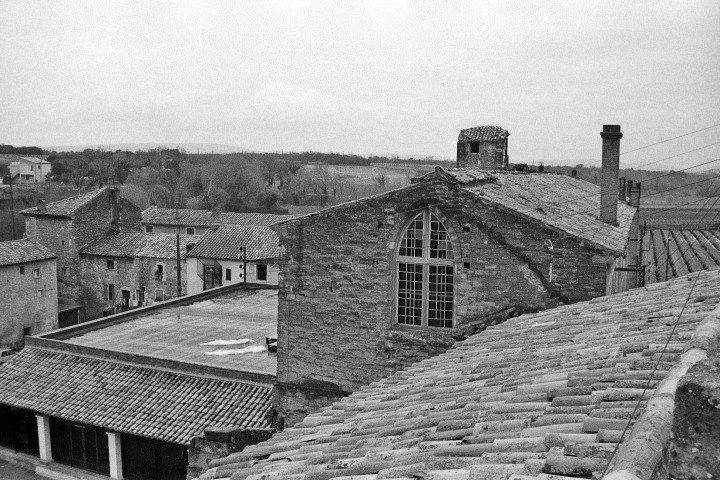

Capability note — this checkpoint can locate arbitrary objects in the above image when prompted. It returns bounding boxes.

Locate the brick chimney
[600,125,623,225]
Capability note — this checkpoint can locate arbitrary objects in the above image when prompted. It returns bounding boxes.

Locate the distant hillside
[43,142,247,154]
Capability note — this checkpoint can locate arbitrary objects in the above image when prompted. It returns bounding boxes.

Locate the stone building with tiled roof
[78,232,192,319]
[0,239,58,348]
[0,284,279,480]
[197,268,720,480]
[6,155,51,184]
[186,225,281,294]
[142,207,291,236]
[21,187,142,323]
[457,125,510,169]
[270,162,640,424]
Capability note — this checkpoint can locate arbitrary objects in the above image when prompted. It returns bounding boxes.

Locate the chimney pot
[600,124,622,225]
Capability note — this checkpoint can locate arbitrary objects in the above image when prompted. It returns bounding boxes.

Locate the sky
[1,1,719,169]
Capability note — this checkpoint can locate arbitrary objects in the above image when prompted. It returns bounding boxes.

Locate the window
[107,284,115,301]
[226,268,231,281]
[396,210,455,328]
[61,240,65,246]
[61,267,67,276]
[106,259,115,270]
[256,264,268,281]
[155,264,165,281]
[32,268,41,278]
[38,289,45,297]
[19,266,25,274]
[145,225,154,233]
[470,141,480,154]
[186,227,195,235]
[23,327,31,337]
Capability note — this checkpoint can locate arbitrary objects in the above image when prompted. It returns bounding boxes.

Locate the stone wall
[457,140,507,169]
[0,257,58,348]
[79,254,187,320]
[187,427,274,480]
[273,179,612,424]
[24,216,79,304]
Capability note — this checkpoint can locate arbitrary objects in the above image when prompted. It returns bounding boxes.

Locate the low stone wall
[187,427,274,480]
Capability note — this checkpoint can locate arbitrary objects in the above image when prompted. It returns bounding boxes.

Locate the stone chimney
[109,187,120,232]
[629,181,641,208]
[600,125,623,225]
[618,177,626,201]
[36,200,46,213]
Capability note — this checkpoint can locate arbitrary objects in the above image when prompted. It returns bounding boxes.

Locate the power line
[620,123,720,156]
[625,141,720,170]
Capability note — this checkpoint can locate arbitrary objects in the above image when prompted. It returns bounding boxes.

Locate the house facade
[0,240,57,349]
[8,156,51,184]
[141,207,290,236]
[22,187,142,321]
[79,232,189,319]
[186,225,280,294]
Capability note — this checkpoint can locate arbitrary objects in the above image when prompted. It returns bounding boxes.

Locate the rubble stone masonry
[79,254,186,320]
[0,257,57,348]
[272,178,612,424]
[24,190,141,308]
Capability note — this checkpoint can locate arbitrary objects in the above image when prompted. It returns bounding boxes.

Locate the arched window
[396,210,454,328]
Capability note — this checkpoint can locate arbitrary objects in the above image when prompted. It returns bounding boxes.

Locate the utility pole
[9,175,15,240]
[176,233,182,297]
[243,246,247,288]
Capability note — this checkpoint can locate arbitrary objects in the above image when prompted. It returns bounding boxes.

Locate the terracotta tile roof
[438,168,636,254]
[200,269,720,480]
[21,188,107,218]
[458,126,509,143]
[0,239,56,267]
[81,232,192,259]
[187,225,279,261]
[142,208,291,227]
[643,229,720,284]
[0,346,272,445]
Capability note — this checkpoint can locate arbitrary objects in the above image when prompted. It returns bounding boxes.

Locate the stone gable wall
[457,140,507,169]
[0,257,58,348]
[24,216,79,304]
[273,179,613,424]
[79,254,186,320]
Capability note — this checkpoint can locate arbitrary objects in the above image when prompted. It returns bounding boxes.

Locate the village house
[21,187,142,324]
[199,267,720,480]
[186,224,280,294]
[78,231,192,319]
[141,207,290,235]
[5,155,51,184]
[0,283,279,480]
[0,239,57,350]
[270,125,641,424]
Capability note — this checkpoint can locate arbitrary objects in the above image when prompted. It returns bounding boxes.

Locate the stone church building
[271,125,640,424]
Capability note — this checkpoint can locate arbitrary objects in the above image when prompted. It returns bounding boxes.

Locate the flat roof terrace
[34,284,278,382]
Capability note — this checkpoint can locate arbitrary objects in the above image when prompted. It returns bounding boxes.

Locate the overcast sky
[1,1,719,168]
